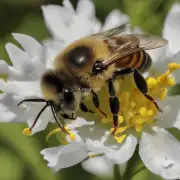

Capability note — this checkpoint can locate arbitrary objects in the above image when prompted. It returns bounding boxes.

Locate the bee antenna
[17,98,46,106]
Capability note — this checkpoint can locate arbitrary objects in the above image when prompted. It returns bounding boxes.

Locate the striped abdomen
[115,51,152,73]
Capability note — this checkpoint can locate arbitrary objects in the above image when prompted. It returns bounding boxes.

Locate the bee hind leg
[132,68,162,112]
[113,68,162,112]
[107,79,120,135]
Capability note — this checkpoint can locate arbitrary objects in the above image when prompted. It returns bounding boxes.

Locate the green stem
[131,166,146,179]
[114,164,122,180]
[123,146,139,180]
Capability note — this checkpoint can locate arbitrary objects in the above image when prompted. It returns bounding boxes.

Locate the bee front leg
[61,113,76,120]
[91,91,107,118]
[80,102,94,114]
[107,79,120,135]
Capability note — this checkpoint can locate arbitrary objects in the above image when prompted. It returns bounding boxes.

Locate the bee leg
[132,68,162,112]
[91,91,107,118]
[80,102,94,114]
[61,113,76,120]
[108,79,120,135]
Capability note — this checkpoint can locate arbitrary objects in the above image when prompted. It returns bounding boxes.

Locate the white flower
[41,118,136,178]
[1,0,180,179]
[40,2,180,179]
[0,0,128,134]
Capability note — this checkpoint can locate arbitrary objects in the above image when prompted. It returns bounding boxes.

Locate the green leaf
[0,123,59,180]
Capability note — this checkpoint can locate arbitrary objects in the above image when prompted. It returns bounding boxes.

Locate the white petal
[156,95,180,130]
[0,60,8,74]
[42,38,64,66]
[67,117,94,129]
[93,18,102,33]
[82,156,113,177]
[0,93,28,122]
[41,5,72,41]
[41,142,88,171]
[62,0,75,13]
[5,43,33,73]
[139,127,180,179]
[0,80,18,94]
[105,135,137,164]
[147,46,167,64]
[76,0,95,19]
[66,131,82,143]
[170,51,180,84]
[103,10,129,30]
[27,105,52,134]
[65,15,95,43]
[12,33,42,57]
[85,138,107,154]
[163,3,180,55]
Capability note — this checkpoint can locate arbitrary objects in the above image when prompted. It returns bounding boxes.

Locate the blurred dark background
[0,0,179,179]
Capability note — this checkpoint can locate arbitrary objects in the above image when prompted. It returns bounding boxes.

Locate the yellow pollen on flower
[69,132,76,141]
[167,77,175,86]
[147,110,154,116]
[139,107,148,116]
[89,154,95,158]
[160,88,168,100]
[23,128,32,136]
[104,62,180,144]
[114,134,127,143]
[147,77,158,88]
[168,62,180,70]
[135,124,143,132]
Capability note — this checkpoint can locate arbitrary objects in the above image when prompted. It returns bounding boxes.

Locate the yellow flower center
[111,63,180,143]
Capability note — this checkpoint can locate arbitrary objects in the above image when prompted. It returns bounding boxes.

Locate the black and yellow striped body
[115,50,152,73]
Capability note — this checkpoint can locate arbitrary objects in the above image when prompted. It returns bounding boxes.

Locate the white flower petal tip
[41,4,72,41]
[5,43,30,72]
[62,0,74,13]
[105,135,137,164]
[103,9,130,30]
[12,33,42,57]
[41,142,88,171]
[0,60,8,74]
[139,128,180,179]
[68,118,95,129]
[76,0,95,19]
[82,156,113,177]
[163,3,180,55]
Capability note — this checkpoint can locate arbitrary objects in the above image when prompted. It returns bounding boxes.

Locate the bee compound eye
[67,46,92,68]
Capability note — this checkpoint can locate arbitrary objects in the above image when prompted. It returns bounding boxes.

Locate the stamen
[139,107,148,116]
[46,126,71,141]
[46,128,62,141]
[69,132,76,141]
[89,154,95,158]
[147,77,157,88]
[114,134,127,143]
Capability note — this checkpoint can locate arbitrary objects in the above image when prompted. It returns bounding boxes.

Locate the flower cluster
[0,0,180,179]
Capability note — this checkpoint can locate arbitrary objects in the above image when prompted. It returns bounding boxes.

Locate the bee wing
[91,22,129,39]
[102,34,168,67]
[136,34,168,50]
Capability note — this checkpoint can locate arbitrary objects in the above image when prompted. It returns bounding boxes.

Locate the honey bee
[18,23,168,134]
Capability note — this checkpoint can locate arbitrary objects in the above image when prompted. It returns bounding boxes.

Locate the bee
[18,23,168,134]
